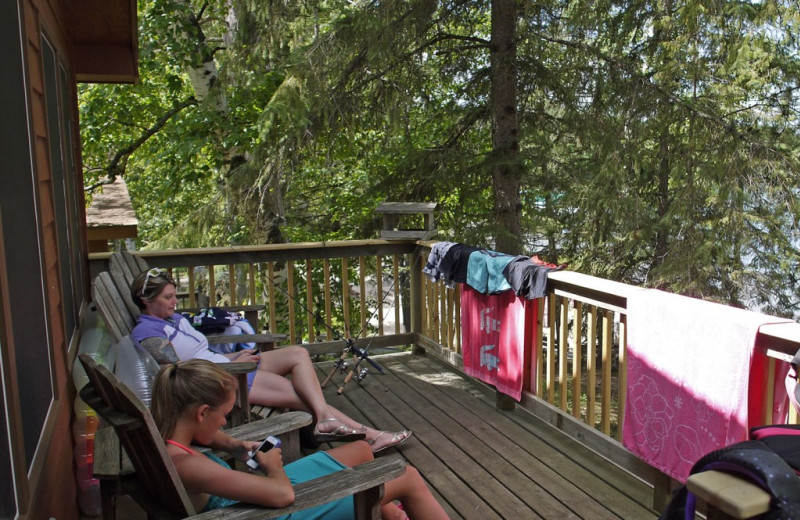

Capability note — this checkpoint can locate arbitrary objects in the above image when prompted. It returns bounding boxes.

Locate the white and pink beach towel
[623,289,791,482]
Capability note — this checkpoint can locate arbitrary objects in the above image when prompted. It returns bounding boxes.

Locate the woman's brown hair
[130,268,177,310]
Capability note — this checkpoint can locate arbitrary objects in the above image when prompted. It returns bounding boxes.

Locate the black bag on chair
[659,438,800,520]
[662,345,800,520]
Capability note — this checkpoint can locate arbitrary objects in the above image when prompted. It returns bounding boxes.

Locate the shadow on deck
[316,352,659,520]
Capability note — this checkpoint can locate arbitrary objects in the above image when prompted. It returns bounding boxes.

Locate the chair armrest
[218,361,258,375]
[207,333,286,344]
[198,411,312,463]
[223,411,312,439]
[180,304,266,314]
[206,333,287,352]
[686,470,770,519]
[191,456,407,519]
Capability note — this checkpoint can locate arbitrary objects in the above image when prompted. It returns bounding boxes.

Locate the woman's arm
[138,337,180,364]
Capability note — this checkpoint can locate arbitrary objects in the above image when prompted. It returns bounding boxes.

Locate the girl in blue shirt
[151,359,449,519]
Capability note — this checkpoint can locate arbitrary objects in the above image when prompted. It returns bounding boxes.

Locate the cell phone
[246,435,281,470]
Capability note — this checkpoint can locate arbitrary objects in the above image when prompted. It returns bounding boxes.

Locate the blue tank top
[165,440,354,518]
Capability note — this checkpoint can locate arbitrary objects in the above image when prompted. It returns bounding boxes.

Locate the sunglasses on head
[142,268,167,296]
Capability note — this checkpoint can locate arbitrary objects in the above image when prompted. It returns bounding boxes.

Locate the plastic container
[73,433,94,462]
[73,412,99,436]
[74,306,112,517]
[77,477,102,517]
[74,454,94,482]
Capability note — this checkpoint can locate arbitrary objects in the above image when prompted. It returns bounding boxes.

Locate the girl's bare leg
[383,465,450,520]
[324,443,415,520]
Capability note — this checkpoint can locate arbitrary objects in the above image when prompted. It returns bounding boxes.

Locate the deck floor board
[316,352,658,520]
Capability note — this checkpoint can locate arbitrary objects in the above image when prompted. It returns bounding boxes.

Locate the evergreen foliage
[79,0,800,318]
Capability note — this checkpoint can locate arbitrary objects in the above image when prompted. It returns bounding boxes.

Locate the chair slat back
[78,353,196,518]
[93,271,140,342]
[109,251,149,286]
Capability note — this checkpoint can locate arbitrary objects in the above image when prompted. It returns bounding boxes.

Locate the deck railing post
[409,249,424,354]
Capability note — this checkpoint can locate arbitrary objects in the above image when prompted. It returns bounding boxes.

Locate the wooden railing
[90,240,800,504]
[420,270,636,439]
[422,266,800,430]
[416,246,800,507]
[89,241,420,357]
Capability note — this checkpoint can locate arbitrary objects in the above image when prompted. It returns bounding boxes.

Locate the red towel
[461,285,535,401]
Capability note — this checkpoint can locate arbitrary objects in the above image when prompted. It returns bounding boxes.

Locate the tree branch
[353,32,490,90]
[84,97,197,192]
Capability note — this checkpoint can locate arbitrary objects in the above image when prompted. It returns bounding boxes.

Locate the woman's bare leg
[255,346,327,413]
[247,369,319,413]
[253,347,409,444]
[250,347,359,435]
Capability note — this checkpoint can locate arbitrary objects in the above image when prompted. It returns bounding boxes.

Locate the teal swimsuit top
[165,439,240,512]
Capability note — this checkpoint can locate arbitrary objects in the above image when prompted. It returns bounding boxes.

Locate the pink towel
[623,289,789,482]
[461,285,535,401]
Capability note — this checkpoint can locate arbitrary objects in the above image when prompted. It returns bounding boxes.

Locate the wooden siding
[9,0,84,518]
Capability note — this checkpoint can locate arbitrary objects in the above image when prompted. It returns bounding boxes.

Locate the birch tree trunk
[173,0,285,244]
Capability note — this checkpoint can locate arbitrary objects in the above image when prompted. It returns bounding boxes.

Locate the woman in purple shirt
[130,268,411,453]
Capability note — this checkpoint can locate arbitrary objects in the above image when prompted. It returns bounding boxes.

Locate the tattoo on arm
[139,337,180,364]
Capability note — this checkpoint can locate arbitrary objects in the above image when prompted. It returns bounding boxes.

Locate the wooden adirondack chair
[91,270,285,424]
[78,353,406,520]
[108,250,149,285]
[109,251,266,328]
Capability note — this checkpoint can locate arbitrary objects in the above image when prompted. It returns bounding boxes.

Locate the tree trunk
[490,0,521,411]
[490,0,523,257]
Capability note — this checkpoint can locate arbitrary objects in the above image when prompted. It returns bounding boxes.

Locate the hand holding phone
[246,435,281,470]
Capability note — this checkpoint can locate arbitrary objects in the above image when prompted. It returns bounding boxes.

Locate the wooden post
[496,392,515,411]
[409,249,424,355]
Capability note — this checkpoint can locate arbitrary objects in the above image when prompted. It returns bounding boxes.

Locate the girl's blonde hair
[151,359,237,439]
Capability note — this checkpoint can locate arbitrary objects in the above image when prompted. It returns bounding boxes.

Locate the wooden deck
[105,351,659,519]
[315,352,659,520]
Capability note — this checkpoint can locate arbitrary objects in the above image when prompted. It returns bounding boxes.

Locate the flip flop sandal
[312,418,367,443]
[369,430,413,453]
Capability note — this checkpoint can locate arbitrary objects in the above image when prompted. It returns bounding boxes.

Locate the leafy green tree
[79,0,800,318]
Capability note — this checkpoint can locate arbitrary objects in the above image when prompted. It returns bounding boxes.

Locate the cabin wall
[0,0,90,518]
